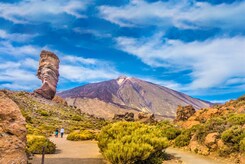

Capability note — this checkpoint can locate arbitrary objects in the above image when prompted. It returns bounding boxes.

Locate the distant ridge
[58,76,211,119]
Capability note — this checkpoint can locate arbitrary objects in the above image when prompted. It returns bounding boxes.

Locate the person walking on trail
[60,127,65,138]
[55,128,59,138]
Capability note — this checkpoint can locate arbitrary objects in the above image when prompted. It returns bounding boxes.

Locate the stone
[189,140,210,156]
[217,139,225,148]
[113,112,135,121]
[204,132,218,151]
[52,95,68,106]
[137,112,155,123]
[0,91,27,163]
[34,50,60,100]
[175,105,196,122]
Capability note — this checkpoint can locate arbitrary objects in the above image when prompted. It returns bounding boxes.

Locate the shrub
[156,121,181,140]
[174,131,191,147]
[194,117,226,143]
[97,122,169,164]
[239,138,245,152]
[67,130,94,141]
[72,115,82,121]
[37,109,49,116]
[227,114,245,125]
[221,126,245,152]
[27,135,56,154]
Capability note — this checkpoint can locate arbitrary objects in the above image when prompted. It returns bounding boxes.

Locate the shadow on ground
[30,158,105,164]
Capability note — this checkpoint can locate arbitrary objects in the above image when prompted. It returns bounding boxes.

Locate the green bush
[67,130,94,141]
[37,109,49,116]
[174,131,191,147]
[156,121,181,140]
[194,117,226,143]
[27,135,56,154]
[239,138,245,152]
[97,122,169,164]
[221,126,245,152]
[72,115,82,121]
[227,114,245,125]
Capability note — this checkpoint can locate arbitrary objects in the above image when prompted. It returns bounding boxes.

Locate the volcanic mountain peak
[58,77,211,119]
[116,75,129,85]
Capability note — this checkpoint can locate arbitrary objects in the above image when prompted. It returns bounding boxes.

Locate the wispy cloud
[60,55,119,83]
[0,29,38,42]
[0,41,40,56]
[0,0,91,24]
[116,34,245,92]
[73,28,111,38]
[0,58,40,90]
[99,0,245,30]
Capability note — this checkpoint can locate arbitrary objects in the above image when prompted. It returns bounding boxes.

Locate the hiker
[55,128,59,138]
[60,127,65,138]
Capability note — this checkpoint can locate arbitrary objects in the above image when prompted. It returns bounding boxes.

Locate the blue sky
[0,0,245,103]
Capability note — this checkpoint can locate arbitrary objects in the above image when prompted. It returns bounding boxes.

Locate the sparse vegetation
[173,96,245,159]
[97,122,169,164]
[3,90,108,137]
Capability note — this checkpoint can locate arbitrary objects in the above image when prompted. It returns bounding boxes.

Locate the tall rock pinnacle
[34,50,60,100]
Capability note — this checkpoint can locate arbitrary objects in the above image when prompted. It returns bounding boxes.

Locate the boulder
[0,91,27,163]
[52,95,68,106]
[175,105,196,122]
[137,112,155,123]
[34,50,60,100]
[113,112,134,121]
[189,140,210,156]
[204,132,218,151]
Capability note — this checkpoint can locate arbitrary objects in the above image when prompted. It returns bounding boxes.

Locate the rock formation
[34,50,60,100]
[175,105,196,122]
[113,112,135,121]
[0,91,27,163]
[137,112,155,123]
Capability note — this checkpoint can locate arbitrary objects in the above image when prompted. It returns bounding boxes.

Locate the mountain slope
[59,76,211,118]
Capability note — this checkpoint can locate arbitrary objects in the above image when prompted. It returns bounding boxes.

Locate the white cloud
[99,0,245,30]
[0,29,38,42]
[0,0,91,24]
[60,64,118,83]
[60,54,119,83]
[62,55,98,65]
[73,28,112,38]
[0,41,40,56]
[0,58,40,90]
[116,34,245,91]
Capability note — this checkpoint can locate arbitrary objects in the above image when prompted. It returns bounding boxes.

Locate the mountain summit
[58,76,211,119]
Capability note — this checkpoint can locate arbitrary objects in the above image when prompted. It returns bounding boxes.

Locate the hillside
[1,90,108,136]
[173,95,245,163]
[59,76,211,119]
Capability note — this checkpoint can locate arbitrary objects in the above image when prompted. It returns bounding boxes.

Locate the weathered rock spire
[34,50,60,99]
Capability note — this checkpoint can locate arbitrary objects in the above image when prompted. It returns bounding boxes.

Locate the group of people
[55,127,65,138]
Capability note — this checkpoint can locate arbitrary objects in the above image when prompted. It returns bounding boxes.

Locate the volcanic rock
[175,105,196,122]
[204,132,218,150]
[0,91,27,163]
[113,112,135,121]
[34,50,60,100]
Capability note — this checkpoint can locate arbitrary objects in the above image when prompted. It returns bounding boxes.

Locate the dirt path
[31,135,105,164]
[30,136,231,164]
[165,148,230,164]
